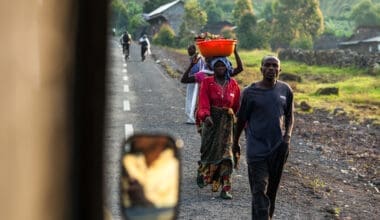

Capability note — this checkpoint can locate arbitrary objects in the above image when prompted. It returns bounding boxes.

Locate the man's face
[260,57,281,81]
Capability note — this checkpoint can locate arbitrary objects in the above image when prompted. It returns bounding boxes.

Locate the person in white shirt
[139,34,151,61]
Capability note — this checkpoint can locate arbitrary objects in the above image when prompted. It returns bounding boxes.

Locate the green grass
[167,47,380,124]
[235,50,380,124]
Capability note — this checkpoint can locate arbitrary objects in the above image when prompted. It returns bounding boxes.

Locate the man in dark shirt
[233,55,294,219]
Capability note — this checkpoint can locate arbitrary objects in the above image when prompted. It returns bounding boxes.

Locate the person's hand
[196,124,202,134]
[190,54,200,65]
[283,134,291,144]
[204,116,213,127]
[232,142,241,169]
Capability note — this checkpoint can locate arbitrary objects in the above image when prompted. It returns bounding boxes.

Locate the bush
[290,34,313,50]
[153,24,176,47]
[220,26,236,39]
[174,22,196,48]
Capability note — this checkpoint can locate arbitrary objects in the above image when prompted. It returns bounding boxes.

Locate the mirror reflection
[120,134,181,220]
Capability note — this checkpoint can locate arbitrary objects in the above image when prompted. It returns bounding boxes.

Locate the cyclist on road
[120,31,132,59]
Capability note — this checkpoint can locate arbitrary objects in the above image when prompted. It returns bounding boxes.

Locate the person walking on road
[196,57,241,200]
[139,34,150,61]
[181,46,243,126]
[233,55,294,219]
[180,44,205,124]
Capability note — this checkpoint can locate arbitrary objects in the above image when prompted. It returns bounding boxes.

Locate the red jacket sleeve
[196,78,211,123]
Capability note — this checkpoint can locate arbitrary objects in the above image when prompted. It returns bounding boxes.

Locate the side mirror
[120,133,182,220]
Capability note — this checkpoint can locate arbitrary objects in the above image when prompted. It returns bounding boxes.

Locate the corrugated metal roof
[362,36,380,43]
[144,0,182,20]
[338,35,380,46]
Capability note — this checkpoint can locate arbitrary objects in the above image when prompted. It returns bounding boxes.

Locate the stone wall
[278,48,380,71]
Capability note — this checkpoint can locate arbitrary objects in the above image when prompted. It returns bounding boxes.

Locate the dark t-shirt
[237,80,293,163]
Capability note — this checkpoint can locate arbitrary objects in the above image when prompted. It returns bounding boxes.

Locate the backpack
[122,34,130,43]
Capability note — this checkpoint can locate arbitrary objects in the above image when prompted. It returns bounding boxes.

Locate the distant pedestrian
[180,44,205,124]
[139,34,150,61]
[233,55,294,219]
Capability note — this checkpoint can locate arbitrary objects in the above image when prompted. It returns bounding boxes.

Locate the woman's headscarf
[210,57,233,80]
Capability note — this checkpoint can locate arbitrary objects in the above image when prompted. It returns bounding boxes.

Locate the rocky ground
[150,46,380,219]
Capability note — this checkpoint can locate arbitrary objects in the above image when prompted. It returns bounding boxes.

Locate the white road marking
[123,76,129,81]
[123,68,127,73]
[124,85,129,92]
[123,63,127,67]
[123,100,130,111]
[124,124,134,139]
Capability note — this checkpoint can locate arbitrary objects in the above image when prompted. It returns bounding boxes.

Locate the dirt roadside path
[151,45,380,220]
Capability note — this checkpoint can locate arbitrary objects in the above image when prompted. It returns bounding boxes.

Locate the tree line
[110,0,380,50]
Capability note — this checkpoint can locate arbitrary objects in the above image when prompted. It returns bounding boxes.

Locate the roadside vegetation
[168,47,380,125]
[111,0,380,124]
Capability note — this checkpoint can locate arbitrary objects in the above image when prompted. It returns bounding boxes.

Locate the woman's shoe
[220,190,233,199]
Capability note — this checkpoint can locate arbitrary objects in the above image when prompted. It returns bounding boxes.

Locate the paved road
[104,38,252,220]
[104,37,380,220]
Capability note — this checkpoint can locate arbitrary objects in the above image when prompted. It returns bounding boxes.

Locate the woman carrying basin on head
[195,56,242,199]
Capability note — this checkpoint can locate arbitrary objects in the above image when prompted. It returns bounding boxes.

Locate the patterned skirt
[197,106,236,192]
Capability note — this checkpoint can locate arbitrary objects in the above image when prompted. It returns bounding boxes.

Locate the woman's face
[213,61,226,78]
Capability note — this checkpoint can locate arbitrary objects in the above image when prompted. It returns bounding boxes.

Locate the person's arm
[197,79,212,126]
[231,46,243,76]
[233,90,248,152]
[180,63,197,83]
[283,90,294,144]
[180,55,201,83]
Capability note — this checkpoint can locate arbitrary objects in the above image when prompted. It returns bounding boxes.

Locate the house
[143,0,184,36]
[338,26,380,54]
[338,36,380,53]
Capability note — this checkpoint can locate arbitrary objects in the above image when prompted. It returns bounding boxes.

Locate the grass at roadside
[237,50,379,125]
[167,47,380,125]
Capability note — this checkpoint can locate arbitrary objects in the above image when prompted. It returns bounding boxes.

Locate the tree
[143,0,173,13]
[176,22,194,48]
[261,1,275,23]
[183,0,208,34]
[204,0,224,24]
[271,0,324,49]
[232,0,254,25]
[218,1,235,21]
[110,0,145,36]
[153,24,176,47]
[350,0,380,28]
[236,12,257,49]
[290,32,313,49]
